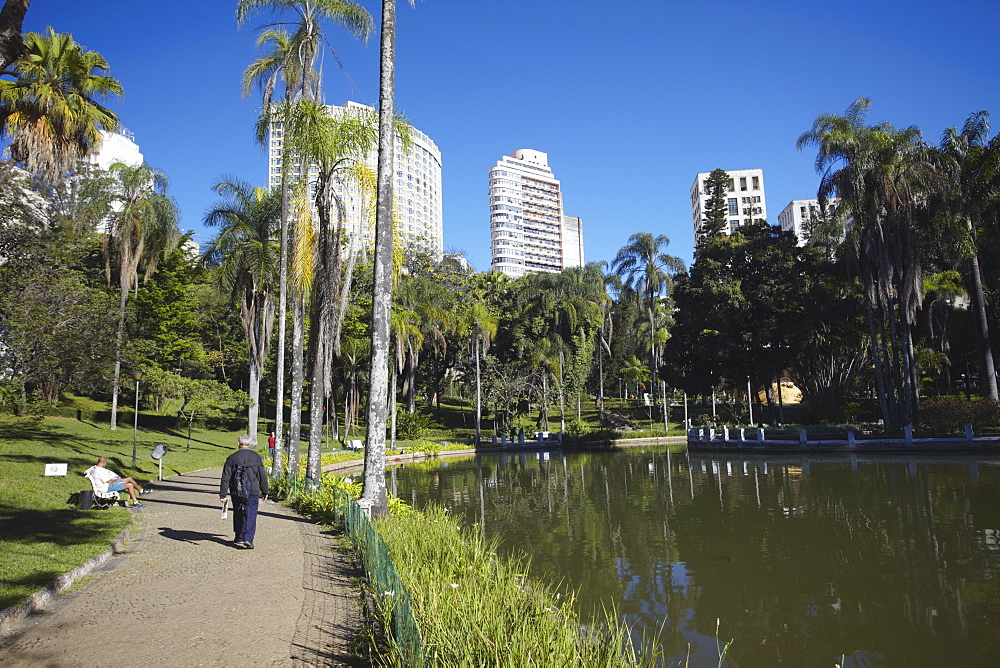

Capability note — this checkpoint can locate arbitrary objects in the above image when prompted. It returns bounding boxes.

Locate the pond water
[388,447,1000,666]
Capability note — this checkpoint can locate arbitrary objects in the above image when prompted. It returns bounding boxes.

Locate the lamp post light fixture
[131,371,143,468]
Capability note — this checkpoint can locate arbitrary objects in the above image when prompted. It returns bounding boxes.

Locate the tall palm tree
[0,26,122,184]
[203,179,282,441]
[457,299,498,446]
[611,233,685,406]
[99,161,180,431]
[798,98,938,426]
[0,0,31,73]
[238,0,373,470]
[936,111,1000,400]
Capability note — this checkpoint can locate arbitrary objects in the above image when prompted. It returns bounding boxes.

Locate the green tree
[238,0,373,458]
[611,232,685,408]
[798,98,937,427]
[0,27,122,184]
[202,179,282,442]
[700,168,731,240]
[99,161,180,431]
[934,111,1000,400]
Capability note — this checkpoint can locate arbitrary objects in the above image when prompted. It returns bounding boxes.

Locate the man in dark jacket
[220,434,269,549]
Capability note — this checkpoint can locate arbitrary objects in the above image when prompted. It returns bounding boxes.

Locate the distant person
[84,457,150,507]
[220,434,269,549]
[267,431,276,451]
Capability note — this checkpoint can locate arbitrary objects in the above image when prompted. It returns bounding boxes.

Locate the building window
[752,176,760,190]
[740,177,747,191]
[728,198,738,215]
[728,179,735,192]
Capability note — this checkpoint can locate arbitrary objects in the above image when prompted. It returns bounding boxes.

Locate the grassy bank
[0,415,249,610]
[277,475,656,666]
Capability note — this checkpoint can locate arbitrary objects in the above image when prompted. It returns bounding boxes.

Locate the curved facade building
[268,101,443,259]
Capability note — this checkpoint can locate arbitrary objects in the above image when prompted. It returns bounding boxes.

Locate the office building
[268,101,443,259]
[778,198,842,245]
[489,149,584,277]
[690,168,768,237]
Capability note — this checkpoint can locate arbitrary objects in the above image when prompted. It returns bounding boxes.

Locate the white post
[747,378,754,426]
[683,392,689,429]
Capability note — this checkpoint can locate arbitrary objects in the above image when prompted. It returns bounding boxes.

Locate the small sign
[44,463,68,477]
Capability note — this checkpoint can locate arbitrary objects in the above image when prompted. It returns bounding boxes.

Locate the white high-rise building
[267,101,443,259]
[777,198,842,245]
[489,149,584,277]
[690,168,768,237]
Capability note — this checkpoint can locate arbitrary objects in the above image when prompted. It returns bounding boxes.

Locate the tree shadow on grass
[0,505,123,548]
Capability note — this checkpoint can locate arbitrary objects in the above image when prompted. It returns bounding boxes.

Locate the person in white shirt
[83,457,150,507]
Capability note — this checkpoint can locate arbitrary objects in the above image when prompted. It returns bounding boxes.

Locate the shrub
[395,409,437,440]
[920,395,1000,433]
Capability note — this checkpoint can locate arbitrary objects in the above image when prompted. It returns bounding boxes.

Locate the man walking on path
[220,433,269,549]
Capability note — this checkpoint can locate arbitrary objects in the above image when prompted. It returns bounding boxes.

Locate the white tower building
[88,128,143,170]
[690,168,767,237]
[777,198,841,244]
[489,149,583,277]
[268,101,443,259]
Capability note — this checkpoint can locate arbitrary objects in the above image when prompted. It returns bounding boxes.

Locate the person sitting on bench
[84,457,150,507]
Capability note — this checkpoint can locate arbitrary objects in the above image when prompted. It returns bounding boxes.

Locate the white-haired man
[220,434,269,549]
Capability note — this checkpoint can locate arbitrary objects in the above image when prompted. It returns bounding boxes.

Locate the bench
[346,439,364,450]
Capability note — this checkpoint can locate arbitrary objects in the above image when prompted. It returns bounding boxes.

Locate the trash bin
[79,489,94,510]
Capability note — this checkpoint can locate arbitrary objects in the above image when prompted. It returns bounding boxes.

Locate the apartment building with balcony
[489,149,584,277]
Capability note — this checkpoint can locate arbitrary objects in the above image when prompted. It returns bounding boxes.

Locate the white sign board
[44,463,68,477]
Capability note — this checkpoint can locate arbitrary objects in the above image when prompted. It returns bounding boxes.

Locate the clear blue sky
[24,0,1000,271]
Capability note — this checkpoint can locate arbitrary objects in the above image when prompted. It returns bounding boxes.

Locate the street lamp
[131,371,143,468]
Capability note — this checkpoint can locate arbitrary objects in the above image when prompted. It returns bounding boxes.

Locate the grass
[375,506,657,666]
[0,413,256,610]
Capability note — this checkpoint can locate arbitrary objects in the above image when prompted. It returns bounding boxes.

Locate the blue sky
[24,0,1000,271]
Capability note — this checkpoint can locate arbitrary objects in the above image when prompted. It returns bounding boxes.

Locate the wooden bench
[346,439,364,450]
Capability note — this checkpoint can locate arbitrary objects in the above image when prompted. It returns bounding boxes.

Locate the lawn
[0,414,256,610]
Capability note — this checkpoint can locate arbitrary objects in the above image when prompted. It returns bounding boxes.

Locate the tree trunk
[360,0,396,518]
[969,252,998,400]
[0,0,29,74]
[273,174,290,460]
[287,292,305,475]
[109,281,129,430]
[475,337,482,444]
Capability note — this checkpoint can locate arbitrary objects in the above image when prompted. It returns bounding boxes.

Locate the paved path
[0,469,364,666]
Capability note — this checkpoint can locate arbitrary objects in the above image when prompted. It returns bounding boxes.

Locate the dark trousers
[232,494,260,543]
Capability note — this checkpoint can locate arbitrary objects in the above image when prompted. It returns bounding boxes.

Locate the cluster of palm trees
[798,98,1000,427]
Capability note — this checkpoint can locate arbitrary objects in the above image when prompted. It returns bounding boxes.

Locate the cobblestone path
[0,468,364,666]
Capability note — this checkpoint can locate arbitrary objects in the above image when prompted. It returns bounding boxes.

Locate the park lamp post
[131,371,143,468]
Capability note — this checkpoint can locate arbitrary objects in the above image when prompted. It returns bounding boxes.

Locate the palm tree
[798,98,938,427]
[99,161,180,431]
[0,27,122,184]
[611,233,685,407]
[389,306,422,447]
[203,179,282,441]
[936,111,1000,400]
[238,0,373,470]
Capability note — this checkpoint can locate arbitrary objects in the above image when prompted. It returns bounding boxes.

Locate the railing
[278,476,424,665]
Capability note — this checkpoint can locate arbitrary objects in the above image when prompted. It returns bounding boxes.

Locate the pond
[388,447,1000,666]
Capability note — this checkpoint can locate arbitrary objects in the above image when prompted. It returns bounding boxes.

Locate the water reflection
[392,449,1000,666]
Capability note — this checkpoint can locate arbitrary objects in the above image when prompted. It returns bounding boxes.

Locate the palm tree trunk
[969,252,998,400]
[109,282,128,430]
[475,337,482,444]
[273,175,290,453]
[360,0,395,518]
[306,337,324,484]
[287,292,305,475]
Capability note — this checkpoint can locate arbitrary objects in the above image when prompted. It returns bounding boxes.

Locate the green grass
[376,506,656,666]
[0,413,257,610]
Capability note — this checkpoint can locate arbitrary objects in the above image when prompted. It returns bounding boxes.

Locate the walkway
[0,469,364,666]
